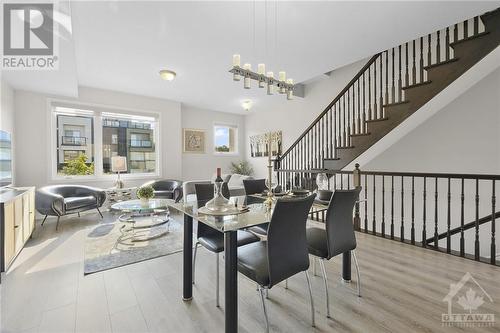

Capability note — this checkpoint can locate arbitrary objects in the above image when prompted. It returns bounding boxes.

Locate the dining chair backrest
[243,179,267,195]
[324,188,361,259]
[194,183,230,238]
[266,194,316,288]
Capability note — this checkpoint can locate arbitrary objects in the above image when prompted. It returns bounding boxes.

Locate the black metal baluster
[342,96,346,147]
[398,45,402,102]
[427,34,432,66]
[422,177,427,248]
[391,48,395,103]
[464,20,469,39]
[460,178,465,257]
[363,73,367,132]
[364,174,368,232]
[357,79,361,135]
[411,176,415,245]
[391,176,394,239]
[445,27,450,61]
[491,181,496,265]
[334,104,338,157]
[419,37,424,83]
[347,174,350,189]
[321,117,325,168]
[474,16,479,36]
[475,179,480,260]
[379,53,383,118]
[401,177,404,242]
[405,42,409,89]
[382,175,386,237]
[385,50,389,109]
[352,84,356,136]
[436,30,441,64]
[412,39,416,85]
[340,173,344,189]
[446,178,451,253]
[374,58,378,119]
[434,178,439,249]
[368,65,372,120]
[372,174,376,235]
[454,23,458,43]
[348,87,351,145]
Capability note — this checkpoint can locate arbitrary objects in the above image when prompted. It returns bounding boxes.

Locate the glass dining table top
[167,195,328,233]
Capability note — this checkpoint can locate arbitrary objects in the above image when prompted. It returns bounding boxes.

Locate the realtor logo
[442,272,495,327]
[2,2,58,69]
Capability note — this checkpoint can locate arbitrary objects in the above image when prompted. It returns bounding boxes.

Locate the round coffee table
[111,199,171,242]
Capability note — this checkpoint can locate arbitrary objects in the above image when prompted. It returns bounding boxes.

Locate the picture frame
[183,128,206,153]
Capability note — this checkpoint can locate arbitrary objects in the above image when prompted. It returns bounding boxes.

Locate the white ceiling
[3,1,499,114]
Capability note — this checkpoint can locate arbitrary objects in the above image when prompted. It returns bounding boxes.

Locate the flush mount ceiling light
[241,100,253,111]
[159,69,176,81]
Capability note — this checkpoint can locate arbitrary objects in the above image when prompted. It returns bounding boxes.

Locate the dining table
[167,195,353,333]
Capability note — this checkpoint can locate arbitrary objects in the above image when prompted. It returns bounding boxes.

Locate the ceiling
[3,1,499,114]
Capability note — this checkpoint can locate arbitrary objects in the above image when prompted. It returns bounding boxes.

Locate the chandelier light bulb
[287,79,294,100]
[258,64,266,88]
[267,71,274,95]
[232,54,241,81]
[243,63,251,89]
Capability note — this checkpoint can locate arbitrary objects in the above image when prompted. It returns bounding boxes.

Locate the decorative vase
[205,167,231,212]
[140,197,149,206]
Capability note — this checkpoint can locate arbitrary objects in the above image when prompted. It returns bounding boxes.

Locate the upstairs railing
[280,167,499,266]
[276,15,486,171]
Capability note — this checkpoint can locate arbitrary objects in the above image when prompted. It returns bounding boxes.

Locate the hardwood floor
[1,211,499,332]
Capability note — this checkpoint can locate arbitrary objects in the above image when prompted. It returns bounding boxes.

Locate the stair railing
[276,14,486,179]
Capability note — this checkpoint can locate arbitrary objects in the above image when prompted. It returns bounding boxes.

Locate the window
[52,105,159,178]
[214,124,237,154]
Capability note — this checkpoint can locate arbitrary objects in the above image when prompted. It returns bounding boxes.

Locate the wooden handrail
[425,211,500,244]
[278,53,382,160]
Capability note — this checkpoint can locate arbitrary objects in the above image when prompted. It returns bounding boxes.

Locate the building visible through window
[214,125,237,154]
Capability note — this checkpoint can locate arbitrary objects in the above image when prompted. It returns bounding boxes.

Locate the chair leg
[258,286,270,333]
[41,215,48,226]
[216,252,220,307]
[55,216,61,231]
[319,259,331,318]
[78,212,80,217]
[265,288,269,299]
[96,207,104,218]
[304,271,316,327]
[192,242,198,284]
[352,250,361,297]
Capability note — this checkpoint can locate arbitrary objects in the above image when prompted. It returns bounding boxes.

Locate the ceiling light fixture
[159,69,176,81]
[241,100,253,111]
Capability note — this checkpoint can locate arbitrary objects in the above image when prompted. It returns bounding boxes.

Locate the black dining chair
[243,179,270,235]
[306,188,362,319]
[237,194,317,332]
[193,183,260,307]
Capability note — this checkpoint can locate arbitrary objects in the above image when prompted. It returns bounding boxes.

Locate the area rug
[84,214,190,274]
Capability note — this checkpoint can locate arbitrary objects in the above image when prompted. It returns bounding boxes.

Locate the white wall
[0,79,15,183]
[364,67,500,174]
[13,86,182,188]
[181,104,245,180]
[245,58,367,178]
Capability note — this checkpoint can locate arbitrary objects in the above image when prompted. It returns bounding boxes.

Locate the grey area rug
[84,215,188,274]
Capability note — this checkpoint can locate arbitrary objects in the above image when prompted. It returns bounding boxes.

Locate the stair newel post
[445,27,450,61]
[419,37,424,83]
[401,176,405,242]
[422,177,427,248]
[460,178,465,256]
[434,178,439,249]
[447,178,451,253]
[398,45,402,102]
[391,48,395,103]
[372,174,376,235]
[412,39,416,85]
[491,180,496,265]
[353,164,361,231]
[381,175,386,237]
[475,179,480,260]
[411,176,415,245]
[436,30,441,64]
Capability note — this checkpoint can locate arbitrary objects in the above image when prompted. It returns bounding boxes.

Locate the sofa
[141,179,183,202]
[183,173,253,201]
[36,185,106,230]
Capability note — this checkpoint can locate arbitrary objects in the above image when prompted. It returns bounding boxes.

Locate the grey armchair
[141,179,183,202]
[36,185,106,230]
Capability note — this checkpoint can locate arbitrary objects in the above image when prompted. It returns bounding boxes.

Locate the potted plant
[137,185,154,205]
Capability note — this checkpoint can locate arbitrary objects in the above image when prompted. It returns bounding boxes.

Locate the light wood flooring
[1,211,499,333]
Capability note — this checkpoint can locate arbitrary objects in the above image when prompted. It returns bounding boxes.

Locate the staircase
[276,8,500,175]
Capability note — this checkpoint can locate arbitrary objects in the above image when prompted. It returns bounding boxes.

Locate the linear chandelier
[229,54,294,100]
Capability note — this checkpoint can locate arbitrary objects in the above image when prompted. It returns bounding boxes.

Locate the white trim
[47,98,162,182]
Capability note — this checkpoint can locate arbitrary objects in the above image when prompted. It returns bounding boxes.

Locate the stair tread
[449,31,490,48]
[366,117,389,123]
[383,100,409,108]
[402,80,432,90]
[423,58,459,70]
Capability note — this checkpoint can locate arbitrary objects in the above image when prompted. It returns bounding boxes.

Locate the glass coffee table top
[111,199,170,213]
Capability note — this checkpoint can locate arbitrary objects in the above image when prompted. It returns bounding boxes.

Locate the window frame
[48,98,162,182]
[213,122,239,156]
